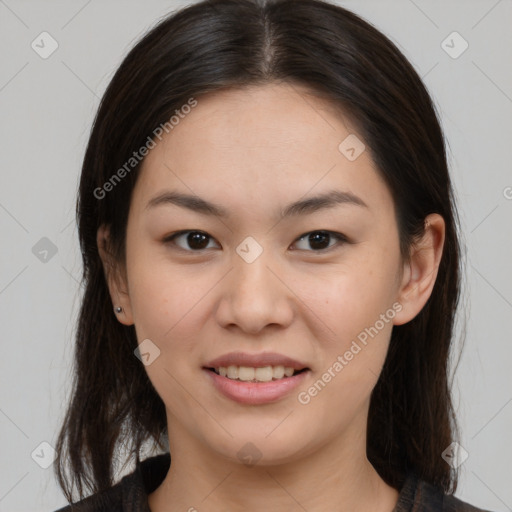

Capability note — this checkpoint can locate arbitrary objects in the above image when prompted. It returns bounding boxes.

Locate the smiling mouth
[205,367,309,382]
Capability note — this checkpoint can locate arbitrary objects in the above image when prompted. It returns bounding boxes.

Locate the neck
[148,414,399,512]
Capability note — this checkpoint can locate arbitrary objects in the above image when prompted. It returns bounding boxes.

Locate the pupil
[188,232,209,250]
[309,231,330,250]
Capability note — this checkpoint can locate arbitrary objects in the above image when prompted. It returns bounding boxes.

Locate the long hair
[54,0,463,503]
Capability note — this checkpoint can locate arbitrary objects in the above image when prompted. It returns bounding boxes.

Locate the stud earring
[115,306,123,314]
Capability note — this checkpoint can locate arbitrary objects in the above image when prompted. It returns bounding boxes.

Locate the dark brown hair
[55,0,464,503]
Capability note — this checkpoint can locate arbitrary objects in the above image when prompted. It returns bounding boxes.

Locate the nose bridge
[216,235,293,333]
[232,235,274,298]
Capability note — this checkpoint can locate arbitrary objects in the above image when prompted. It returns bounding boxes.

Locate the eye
[163,230,219,252]
[292,230,348,252]
[163,229,348,253]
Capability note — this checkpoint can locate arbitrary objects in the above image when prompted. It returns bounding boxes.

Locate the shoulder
[442,492,494,512]
[397,473,495,512]
[53,453,171,512]
[53,482,124,512]
[55,483,123,512]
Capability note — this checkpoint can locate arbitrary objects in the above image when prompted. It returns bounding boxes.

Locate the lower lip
[203,368,310,405]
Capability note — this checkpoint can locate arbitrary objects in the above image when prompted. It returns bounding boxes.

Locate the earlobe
[96,224,134,326]
[393,214,445,326]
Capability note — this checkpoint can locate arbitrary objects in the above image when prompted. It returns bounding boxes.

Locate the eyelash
[162,230,349,253]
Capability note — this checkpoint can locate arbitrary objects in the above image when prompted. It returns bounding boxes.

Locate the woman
[53,0,492,510]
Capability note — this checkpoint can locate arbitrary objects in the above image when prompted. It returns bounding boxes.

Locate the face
[108,83,411,465]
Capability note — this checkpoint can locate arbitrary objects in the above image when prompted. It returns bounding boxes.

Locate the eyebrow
[145,189,368,218]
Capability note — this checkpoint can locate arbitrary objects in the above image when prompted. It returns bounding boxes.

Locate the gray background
[0,0,511,511]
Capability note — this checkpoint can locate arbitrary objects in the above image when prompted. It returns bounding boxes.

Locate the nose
[214,248,294,335]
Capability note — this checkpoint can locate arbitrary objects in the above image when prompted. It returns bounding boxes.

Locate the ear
[97,224,134,326]
[393,213,445,326]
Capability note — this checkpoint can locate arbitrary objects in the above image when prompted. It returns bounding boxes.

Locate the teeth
[215,365,299,382]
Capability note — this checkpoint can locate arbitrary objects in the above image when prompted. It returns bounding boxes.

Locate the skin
[98,82,445,512]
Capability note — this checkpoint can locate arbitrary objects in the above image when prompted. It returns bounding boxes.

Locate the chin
[205,427,317,468]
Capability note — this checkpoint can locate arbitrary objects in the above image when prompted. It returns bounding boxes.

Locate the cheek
[292,248,399,404]
[295,272,396,421]
[301,254,398,342]
[126,256,209,405]
[128,262,205,341]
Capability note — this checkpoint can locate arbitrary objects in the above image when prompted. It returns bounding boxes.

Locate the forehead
[162,83,352,157]
[132,83,392,218]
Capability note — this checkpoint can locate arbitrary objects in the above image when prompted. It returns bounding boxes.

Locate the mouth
[203,365,311,405]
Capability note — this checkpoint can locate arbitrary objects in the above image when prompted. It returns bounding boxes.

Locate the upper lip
[204,352,310,370]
